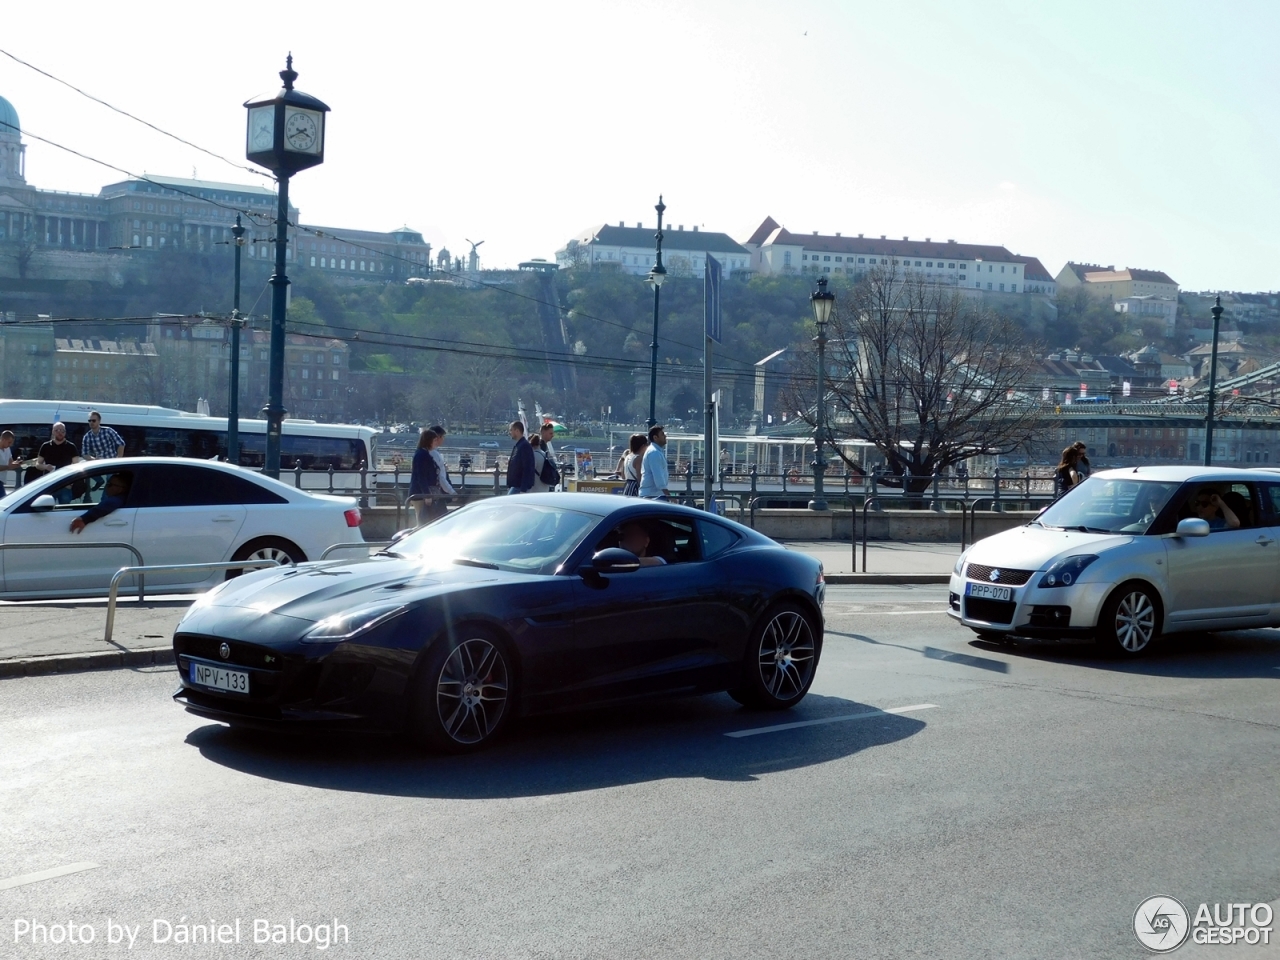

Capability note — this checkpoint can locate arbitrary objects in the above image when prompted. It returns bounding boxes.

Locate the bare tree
[786,268,1044,490]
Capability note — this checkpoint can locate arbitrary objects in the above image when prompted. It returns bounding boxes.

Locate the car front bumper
[946,572,1111,641]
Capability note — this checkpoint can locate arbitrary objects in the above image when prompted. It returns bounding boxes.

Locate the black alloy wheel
[729,602,820,709]
[412,627,514,753]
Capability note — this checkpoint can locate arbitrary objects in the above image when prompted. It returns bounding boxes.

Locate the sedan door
[128,464,247,587]
[1,467,139,596]
[1163,482,1275,627]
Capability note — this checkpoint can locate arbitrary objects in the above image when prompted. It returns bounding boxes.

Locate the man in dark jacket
[69,472,131,533]
[506,420,535,494]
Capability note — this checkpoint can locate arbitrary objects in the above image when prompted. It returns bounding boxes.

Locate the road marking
[725,703,938,738]
[0,862,100,891]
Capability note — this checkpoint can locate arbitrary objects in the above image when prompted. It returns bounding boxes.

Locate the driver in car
[69,472,132,534]
[1189,487,1241,531]
[618,521,666,567]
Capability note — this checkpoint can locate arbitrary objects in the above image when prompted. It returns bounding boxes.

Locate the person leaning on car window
[69,472,132,534]
[1190,488,1241,531]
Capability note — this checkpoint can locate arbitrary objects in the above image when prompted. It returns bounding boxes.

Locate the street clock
[244,55,329,174]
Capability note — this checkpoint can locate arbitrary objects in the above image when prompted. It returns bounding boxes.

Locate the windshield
[1035,477,1181,535]
[391,499,600,574]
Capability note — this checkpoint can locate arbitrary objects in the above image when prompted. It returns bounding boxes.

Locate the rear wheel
[1099,583,1160,656]
[728,602,821,709]
[226,537,306,579]
[411,626,514,753]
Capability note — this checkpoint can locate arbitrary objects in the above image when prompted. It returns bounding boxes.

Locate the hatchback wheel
[1100,583,1160,656]
[412,628,514,753]
[729,602,820,709]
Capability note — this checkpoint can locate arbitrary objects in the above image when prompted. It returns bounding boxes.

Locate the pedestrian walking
[638,425,670,500]
[539,422,560,490]
[408,427,441,526]
[427,425,456,519]
[622,434,647,497]
[1072,441,1091,480]
[1055,446,1081,498]
[506,420,535,494]
[80,410,125,460]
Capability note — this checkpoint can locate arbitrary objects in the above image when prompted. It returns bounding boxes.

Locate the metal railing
[0,541,146,593]
[319,541,394,559]
[104,559,281,645]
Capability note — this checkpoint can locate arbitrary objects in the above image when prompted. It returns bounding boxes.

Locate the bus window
[281,435,363,470]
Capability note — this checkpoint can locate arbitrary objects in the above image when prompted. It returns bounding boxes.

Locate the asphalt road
[2,584,1278,958]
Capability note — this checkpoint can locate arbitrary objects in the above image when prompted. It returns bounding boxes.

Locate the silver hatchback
[948,466,1280,655]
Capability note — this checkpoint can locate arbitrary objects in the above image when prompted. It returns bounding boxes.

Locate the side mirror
[1175,517,1211,538]
[29,494,56,512]
[585,547,641,576]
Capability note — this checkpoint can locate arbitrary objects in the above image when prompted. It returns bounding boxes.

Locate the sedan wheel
[227,537,306,579]
[1102,584,1159,656]
[413,629,513,753]
[729,603,820,709]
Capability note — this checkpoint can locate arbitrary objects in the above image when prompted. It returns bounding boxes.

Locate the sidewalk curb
[0,646,174,679]
[825,574,951,585]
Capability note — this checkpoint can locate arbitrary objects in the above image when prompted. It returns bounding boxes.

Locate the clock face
[285,110,320,154]
[247,107,274,153]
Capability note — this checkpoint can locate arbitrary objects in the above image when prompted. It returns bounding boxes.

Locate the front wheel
[1099,583,1160,656]
[411,627,514,753]
[728,602,821,709]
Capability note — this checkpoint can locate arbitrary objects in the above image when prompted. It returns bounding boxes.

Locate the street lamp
[244,54,328,478]
[646,195,667,429]
[1204,295,1223,466]
[227,214,247,464]
[809,276,834,511]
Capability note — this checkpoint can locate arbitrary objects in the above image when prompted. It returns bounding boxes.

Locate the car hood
[184,555,526,624]
[964,524,1135,572]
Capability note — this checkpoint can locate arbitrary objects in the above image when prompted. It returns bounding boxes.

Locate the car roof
[502,492,768,537]
[13,456,307,498]
[1093,465,1278,484]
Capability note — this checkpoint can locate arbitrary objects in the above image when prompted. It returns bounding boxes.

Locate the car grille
[965,563,1034,586]
[964,597,1016,624]
[175,634,285,671]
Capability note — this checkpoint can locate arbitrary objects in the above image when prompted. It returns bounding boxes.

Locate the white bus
[0,400,378,486]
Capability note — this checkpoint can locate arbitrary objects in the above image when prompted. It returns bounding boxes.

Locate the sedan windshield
[1035,477,1181,535]
[391,499,599,574]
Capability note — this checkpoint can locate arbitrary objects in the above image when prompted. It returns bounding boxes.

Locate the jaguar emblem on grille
[989,569,1001,582]
[219,642,231,660]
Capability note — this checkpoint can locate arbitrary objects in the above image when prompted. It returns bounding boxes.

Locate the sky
[2,0,1277,292]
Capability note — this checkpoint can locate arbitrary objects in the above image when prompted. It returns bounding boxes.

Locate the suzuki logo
[219,642,231,660]
[989,569,1001,582]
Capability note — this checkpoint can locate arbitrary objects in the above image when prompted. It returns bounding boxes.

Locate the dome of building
[0,96,19,135]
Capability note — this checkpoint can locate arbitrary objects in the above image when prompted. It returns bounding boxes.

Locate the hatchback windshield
[1035,477,1181,535]
[391,499,599,574]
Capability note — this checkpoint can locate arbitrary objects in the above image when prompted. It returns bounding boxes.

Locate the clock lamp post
[809,276,834,512]
[244,55,328,478]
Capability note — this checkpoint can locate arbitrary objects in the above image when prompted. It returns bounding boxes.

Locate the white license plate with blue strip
[966,582,1012,602]
[190,661,249,695]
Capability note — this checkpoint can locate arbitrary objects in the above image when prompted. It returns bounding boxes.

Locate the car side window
[130,465,286,508]
[1175,482,1259,531]
[595,517,700,565]
[698,520,739,560]
[25,469,134,511]
[1262,484,1280,526]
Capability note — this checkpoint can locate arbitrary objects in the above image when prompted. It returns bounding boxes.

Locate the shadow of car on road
[183,692,927,799]
[970,628,1280,679]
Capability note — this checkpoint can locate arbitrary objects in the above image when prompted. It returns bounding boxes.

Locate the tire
[1099,582,1161,657]
[226,537,306,579]
[728,602,821,710]
[410,626,514,754]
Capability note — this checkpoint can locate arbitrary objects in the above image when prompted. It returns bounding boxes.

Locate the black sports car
[173,493,825,752]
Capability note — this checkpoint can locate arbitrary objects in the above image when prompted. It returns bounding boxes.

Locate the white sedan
[0,457,364,599]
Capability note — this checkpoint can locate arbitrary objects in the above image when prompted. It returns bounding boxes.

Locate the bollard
[327,463,335,494]
[294,462,303,489]
[685,462,694,504]
[992,467,1002,512]
[749,465,758,501]
[870,469,882,511]
[359,465,369,509]
[931,467,944,513]
[781,469,788,494]
[459,461,469,492]
[493,462,501,491]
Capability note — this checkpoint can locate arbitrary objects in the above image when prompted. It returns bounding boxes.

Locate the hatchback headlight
[302,603,409,643]
[1038,555,1098,588]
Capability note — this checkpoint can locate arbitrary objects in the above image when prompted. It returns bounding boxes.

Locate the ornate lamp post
[1204,295,1223,466]
[646,195,667,428]
[244,55,328,478]
[809,276,835,511]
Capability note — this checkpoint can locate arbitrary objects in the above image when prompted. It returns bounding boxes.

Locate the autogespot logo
[1134,896,1190,952]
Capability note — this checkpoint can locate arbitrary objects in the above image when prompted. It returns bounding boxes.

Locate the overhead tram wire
[0,47,273,181]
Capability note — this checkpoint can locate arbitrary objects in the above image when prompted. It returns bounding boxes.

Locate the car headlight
[1037,555,1098,588]
[953,551,967,576]
[302,602,410,643]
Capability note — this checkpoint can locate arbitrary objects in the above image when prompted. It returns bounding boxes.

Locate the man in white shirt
[638,425,670,500]
[0,430,21,497]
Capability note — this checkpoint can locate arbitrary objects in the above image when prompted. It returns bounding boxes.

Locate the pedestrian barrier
[103,559,280,645]
[0,541,146,592]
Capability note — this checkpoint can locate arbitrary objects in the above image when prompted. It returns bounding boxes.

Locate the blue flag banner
[704,254,722,344]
